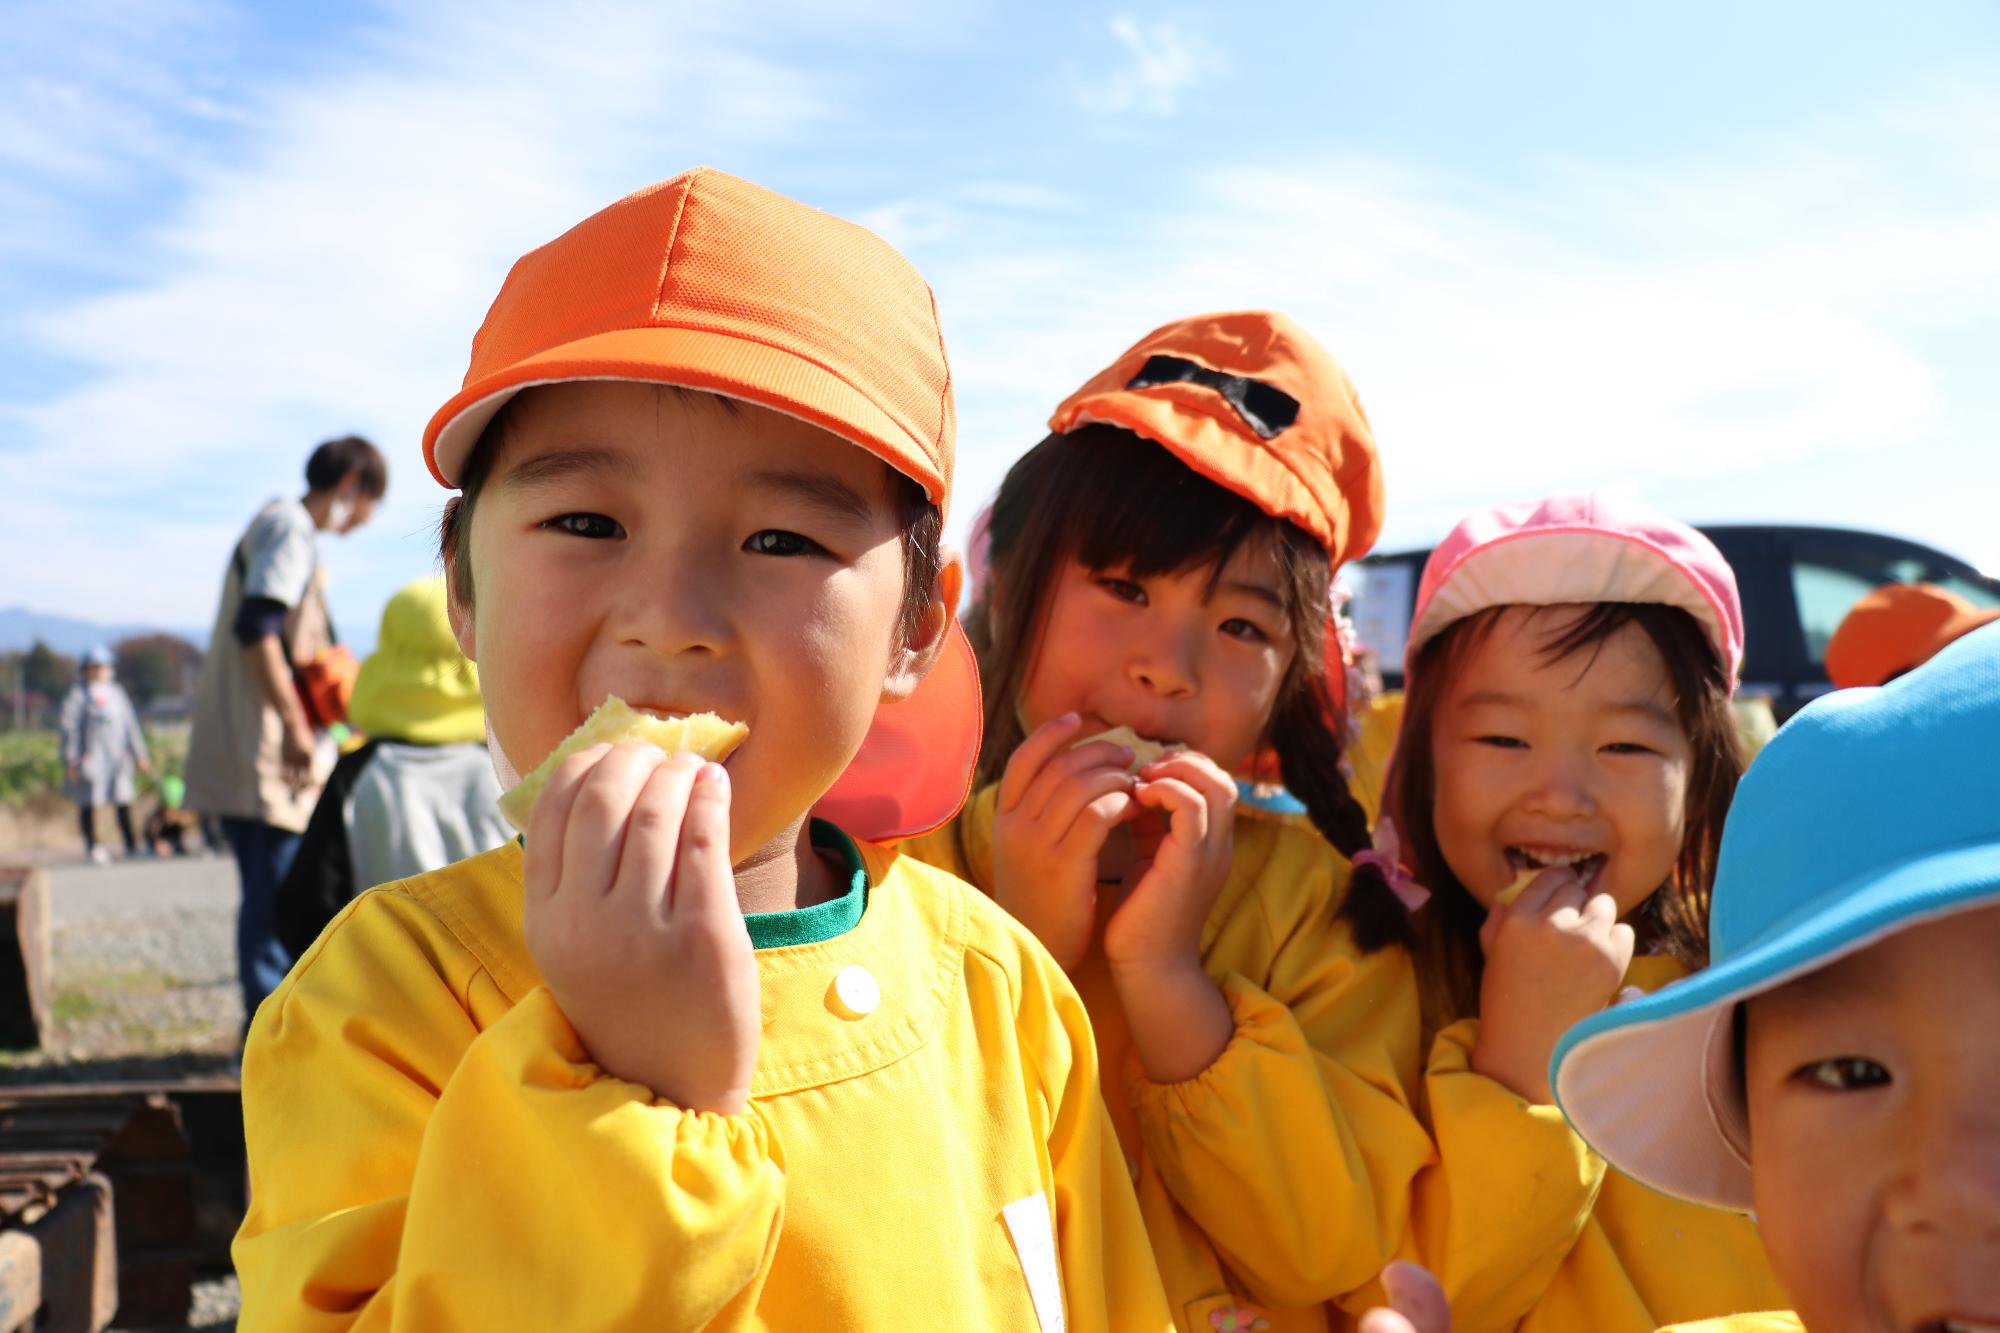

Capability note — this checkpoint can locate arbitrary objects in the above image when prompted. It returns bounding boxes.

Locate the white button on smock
[830,964,880,1019]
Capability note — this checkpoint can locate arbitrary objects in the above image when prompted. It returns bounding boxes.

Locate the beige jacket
[185,498,335,830]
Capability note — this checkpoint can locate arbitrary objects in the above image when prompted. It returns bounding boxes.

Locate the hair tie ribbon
[1353,816,1430,911]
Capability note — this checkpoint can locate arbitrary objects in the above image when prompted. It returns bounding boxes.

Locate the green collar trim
[742,820,869,950]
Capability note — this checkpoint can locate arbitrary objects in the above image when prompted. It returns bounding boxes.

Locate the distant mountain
[0,607,208,656]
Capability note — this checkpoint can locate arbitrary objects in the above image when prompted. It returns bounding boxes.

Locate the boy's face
[1743,902,2000,1333]
[452,382,935,863]
[1429,606,1692,916]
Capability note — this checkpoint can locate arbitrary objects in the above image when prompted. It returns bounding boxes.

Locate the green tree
[21,640,74,703]
[115,638,174,708]
[113,634,203,709]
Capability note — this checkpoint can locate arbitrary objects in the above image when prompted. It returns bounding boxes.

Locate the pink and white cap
[1405,493,1743,684]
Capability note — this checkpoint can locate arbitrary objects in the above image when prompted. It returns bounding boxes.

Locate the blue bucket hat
[1552,620,2000,1211]
[85,644,115,668]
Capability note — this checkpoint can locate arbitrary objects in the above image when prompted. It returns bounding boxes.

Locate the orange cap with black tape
[1048,309,1384,571]
[422,167,978,842]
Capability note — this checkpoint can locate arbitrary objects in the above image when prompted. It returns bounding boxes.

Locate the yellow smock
[911,790,1788,1332]
[905,787,1434,1333]
[233,835,1174,1331]
[1341,955,1789,1332]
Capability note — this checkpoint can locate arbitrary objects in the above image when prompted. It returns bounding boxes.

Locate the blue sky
[4,0,1997,655]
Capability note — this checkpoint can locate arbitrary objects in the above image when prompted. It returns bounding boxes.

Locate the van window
[1936,573,2000,609]
[1789,534,1999,668]
[1792,561,1879,667]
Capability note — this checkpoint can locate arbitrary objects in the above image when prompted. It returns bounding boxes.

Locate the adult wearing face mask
[61,645,152,865]
[186,434,386,1029]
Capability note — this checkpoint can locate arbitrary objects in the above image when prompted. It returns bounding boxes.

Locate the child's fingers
[1508,864,1582,916]
[523,743,613,901]
[559,742,670,900]
[1607,920,1637,969]
[1380,1261,1451,1333]
[610,752,704,915]
[1053,787,1138,860]
[1139,751,1235,837]
[1041,767,1140,840]
[1579,890,1621,930]
[1478,905,1502,955]
[1133,775,1207,846]
[1018,740,1136,824]
[1358,1312,1418,1333]
[670,762,736,920]
[996,713,1087,813]
[1139,750,1236,805]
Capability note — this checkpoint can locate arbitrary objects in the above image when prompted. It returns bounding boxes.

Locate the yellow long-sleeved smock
[904,787,1436,1333]
[232,833,1174,1331]
[1342,954,1788,1332]
[909,788,1786,1331]
[1660,1316,1803,1332]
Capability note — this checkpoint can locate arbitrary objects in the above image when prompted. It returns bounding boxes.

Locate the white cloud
[0,0,957,643]
[6,6,1997,648]
[1076,16,1225,117]
[910,109,2000,564]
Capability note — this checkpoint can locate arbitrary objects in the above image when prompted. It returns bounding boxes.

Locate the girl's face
[1429,605,1693,916]
[1015,540,1298,775]
[1744,903,2000,1333]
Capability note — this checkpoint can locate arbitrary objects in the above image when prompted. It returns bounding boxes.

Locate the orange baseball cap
[1048,310,1385,571]
[1825,583,2000,689]
[1048,310,1385,725]
[422,167,979,843]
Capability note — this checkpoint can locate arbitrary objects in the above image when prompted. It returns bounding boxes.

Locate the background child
[141,772,206,856]
[1555,621,2000,1333]
[275,574,510,957]
[907,311,1438,1331]
[233,169,1170,1330]
[61,644,151,863]
[1824,581,2000,689]
[1339,493,1786,1329]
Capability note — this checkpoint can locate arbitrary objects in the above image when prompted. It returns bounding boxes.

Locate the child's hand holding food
[990,713,1142,970]
[516,702,758,1114]
[1471,864,1634,1104]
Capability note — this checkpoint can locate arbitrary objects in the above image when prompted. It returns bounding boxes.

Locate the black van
[1346,524,2000,721]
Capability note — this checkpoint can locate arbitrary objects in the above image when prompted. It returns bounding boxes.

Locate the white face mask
[486,717,522,792]
[326,497,355,531]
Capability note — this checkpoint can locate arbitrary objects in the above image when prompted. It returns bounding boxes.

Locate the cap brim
[1407,529,1739,680]
[423,324,945,516]
[814,616,982,844]
[1553,844,2000,1211]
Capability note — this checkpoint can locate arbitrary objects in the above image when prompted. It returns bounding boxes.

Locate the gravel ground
[2,848,245,1330]
[2,849,243,1074]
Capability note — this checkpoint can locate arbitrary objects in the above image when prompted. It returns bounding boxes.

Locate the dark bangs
[1063,429,1281,587]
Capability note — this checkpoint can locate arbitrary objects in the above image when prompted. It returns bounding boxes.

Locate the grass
[0,725,189,805]
[0,965,207,1065]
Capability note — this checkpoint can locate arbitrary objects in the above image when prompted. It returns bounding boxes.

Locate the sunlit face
[451,382,932,863]
[1429,605,1693,914]
[1743,904,2000,1333]
[1015,540,1298,775]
